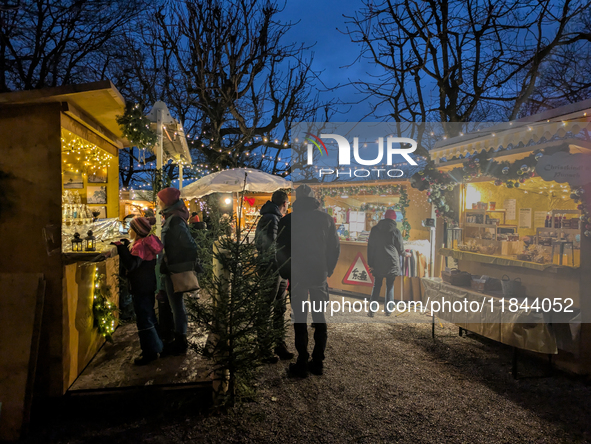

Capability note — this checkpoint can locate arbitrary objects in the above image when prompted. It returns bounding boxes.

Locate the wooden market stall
[0,81,130,409]
[307,180,433,301]
[422,100,591,374]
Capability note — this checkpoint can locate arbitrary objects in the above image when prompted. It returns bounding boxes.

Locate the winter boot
[288,359,309,378]
[274,342,295,360]
[133,352,158,366]
[308,359,324,376]
[161,333,188,356]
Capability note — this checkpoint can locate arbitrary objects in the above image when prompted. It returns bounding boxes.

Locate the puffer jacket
[255,200,283,255]
[367,218,404,278]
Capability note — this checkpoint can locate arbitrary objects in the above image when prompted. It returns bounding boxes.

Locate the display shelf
[548,209,581,229]
[465,223,498,228]
[439,248,578,272]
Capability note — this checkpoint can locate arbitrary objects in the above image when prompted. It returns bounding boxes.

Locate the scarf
[130,234,164,261]
[161,199,190,222]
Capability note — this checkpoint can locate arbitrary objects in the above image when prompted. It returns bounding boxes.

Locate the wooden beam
[61,101,123,149]
[60,113,119,157]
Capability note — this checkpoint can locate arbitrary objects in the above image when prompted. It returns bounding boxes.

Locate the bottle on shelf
[545,212,550,227]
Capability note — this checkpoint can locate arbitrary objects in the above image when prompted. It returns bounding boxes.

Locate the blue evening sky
[280,0,378,122]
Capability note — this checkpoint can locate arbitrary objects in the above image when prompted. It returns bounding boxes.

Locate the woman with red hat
[157,187,199,355]
[367,209,405,317]
[112,217,164,365]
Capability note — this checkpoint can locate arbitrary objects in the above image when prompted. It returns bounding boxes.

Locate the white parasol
[180,168,291,199]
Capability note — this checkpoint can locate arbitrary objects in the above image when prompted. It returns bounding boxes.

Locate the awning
[146,101,191,164]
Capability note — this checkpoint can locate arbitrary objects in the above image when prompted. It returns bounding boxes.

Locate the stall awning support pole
[155,108,163,238]
[179,164,183,191]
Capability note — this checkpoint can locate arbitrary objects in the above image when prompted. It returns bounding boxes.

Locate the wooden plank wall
[0,103,64,396]
[63,256,119,390]
[0,274,45,441]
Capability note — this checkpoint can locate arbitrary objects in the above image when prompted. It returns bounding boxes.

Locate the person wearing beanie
[287,184,340,377]
[367,210,405,317]
[112,217,164,365]
[156,187,198,355]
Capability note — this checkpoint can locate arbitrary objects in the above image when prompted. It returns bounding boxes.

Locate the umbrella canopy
[180,168,291,199]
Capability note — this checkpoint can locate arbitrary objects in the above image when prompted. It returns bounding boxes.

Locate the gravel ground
[34,312,591,444]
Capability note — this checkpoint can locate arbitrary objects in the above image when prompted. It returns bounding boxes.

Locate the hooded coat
[290,193,340,286]
[160,200,198,275]
[367,218,405,278]
[115,235,163,295]
[276,212,291,281]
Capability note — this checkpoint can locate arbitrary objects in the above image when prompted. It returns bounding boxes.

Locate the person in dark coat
[189,212,208,232]
[157,187,199,355]
[112,217,164,365]
[367,209,405,316]
[287,184,340,377]
[254,190,293,362]
[276,212,291,282]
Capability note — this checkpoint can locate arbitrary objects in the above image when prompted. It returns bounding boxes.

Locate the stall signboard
[342,253,374,287]
[536,151,591,187]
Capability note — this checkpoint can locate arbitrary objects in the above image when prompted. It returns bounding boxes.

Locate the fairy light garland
[61,130,114,178]
[92,268,117,342]
[316,185,411,239]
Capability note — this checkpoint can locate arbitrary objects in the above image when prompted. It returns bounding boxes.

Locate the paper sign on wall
[504,199,516,220]
[519,208,532,228]
[534,211,547,228]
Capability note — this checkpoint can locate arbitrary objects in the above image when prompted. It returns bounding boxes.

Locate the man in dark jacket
[286,184,340,377]
[255,190,293,361]
[367,209,405,316]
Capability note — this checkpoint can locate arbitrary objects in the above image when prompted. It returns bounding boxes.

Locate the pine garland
[316,184,411,239]
[416,145,591,237]
[92,271,118,342]
[116,102,157,149]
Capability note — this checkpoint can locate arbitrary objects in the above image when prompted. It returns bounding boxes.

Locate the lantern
[85,230,96,251]
[71,232,83,252]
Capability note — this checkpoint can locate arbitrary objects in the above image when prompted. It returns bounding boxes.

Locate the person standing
[112,217,164,365]
[157,187,198,355]
[255,190,294,362]
[367,209,405,317]
[286,185,340,377]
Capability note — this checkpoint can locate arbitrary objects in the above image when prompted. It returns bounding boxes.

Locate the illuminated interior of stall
[323,194,401,240]
[459,176,580,265]
[61,129,118,220]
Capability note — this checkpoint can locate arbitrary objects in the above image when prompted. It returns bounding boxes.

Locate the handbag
[170,270,200,293]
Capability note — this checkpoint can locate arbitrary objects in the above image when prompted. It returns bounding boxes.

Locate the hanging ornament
[418,170,424,175]
[576,188,585,196]
[520,165,529,172]
[474,158,480,164]
[535,152,543,161]
[571,193,579,201]
[578,204,584,210]
[494,179,502,186]
[517,169,524,176]
[514,182,520,188]
[585,231,591,238]
[519,178,525,183]
[502,167,509,175]
[507,181,514,188]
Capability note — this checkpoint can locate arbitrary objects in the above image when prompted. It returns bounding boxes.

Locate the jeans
[132,291,163,355]
[369,275,396,314]
[291,281,329,363]
[164,274,188,335]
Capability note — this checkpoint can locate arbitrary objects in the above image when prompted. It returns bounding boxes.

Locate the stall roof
[0,80,130,148]
[431,100,591,165]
